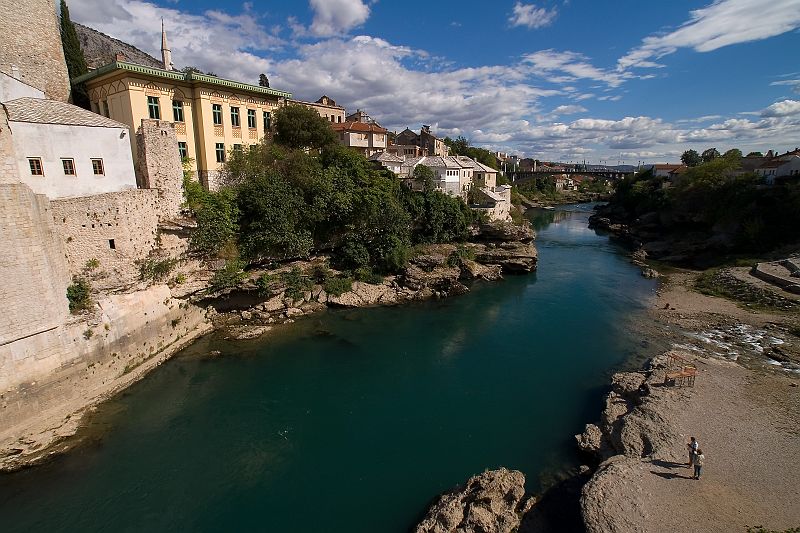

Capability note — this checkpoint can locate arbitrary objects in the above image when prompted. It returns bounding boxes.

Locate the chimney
[115,52,127,62]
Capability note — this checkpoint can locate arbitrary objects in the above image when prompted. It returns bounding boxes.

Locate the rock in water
[414,468,533,533]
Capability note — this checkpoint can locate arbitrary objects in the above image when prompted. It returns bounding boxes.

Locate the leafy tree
[190,189,239,257]
[701,148,720,163]
[413,164,437,191]
[181,66,216,76]
[273,104,337,151]
[746,151,764,158]
[723,148,742,160]
[681,149,701,167]
[258,73,270,87]
[236,173,313,261]
[59,0,90,109]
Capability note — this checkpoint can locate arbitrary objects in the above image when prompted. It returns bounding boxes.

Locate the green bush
[353,266,384,285]
[66,277,92,313]
[323,276,353,296]
[209,259,246,292]
[447,244,476,266]
[281,266,313,300]
[256,272,278,296]
[139,258,177,282]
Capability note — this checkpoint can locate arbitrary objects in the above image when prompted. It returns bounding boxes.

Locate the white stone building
[2,96,136,199]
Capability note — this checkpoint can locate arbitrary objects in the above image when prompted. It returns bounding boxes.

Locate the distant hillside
[75,22,163,70]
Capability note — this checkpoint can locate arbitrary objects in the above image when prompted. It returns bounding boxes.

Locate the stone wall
[49,189,164,288]
[0,107,17,184]
[0,284,212,458]
[0,184,71,347]
[0,0,70,102]
[135,119,183,217]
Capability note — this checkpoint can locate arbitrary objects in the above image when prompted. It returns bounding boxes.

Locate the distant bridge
[507,169,634,181]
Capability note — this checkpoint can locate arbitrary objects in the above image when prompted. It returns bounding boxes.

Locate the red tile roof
[331,121,388,134]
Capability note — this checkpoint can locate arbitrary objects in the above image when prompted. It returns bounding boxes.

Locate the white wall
[11,122,137,198]
[0,72,45,102]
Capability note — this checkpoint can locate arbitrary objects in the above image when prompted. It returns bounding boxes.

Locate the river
[0,204,661,532]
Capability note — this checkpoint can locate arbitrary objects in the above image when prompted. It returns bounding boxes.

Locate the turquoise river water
[0,205,662,532]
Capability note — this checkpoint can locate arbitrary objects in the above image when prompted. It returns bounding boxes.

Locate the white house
[3,97,136,199]
[368,151,404,174]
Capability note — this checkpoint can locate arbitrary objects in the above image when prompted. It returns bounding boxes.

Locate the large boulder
[581,456,647,533]
[478,221,535,243]
[326,281,399,308]
[471,242,538,273]
[414,468,533,533]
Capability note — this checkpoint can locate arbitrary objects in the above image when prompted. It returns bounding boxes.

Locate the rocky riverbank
[414,263,800,533]
[205,222,537,340]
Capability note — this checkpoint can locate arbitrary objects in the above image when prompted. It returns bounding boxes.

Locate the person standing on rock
[693,449,705,479]
[687,437,699,466]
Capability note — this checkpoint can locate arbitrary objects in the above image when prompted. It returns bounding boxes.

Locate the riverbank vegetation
[186,105,478,283]
[596,148,800,259]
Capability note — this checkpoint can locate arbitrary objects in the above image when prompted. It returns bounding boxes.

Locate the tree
[746,151,764,158]
[723,148,742,160]
[273,104,337,151]
[258,74,270,87]
[681,149,701,167]
[412,164,437,192]
[701,148,720,163]
[59,0,90,109]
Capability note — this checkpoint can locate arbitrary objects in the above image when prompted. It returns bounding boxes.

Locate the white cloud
[509,2,558,29]
[770,79,800,94]
[551,105,587,115]
[761,99,800,117]
[524,50,629,87]
[308,0,370,37]
[69,0,282,83]
[619,0,800,70]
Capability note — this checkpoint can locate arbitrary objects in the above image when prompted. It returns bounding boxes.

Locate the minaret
[161,18,173,70]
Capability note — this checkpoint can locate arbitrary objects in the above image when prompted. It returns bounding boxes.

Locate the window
[337,116,342,123]
[178,141,188,159]
[263,111,271,130]
[62,158,75,175]
[215,143,225,163]
[172,100,184,122]
[230,106,240,127]
[212,104,223,125]
[233,144,242,152]
[108,239,116,250]
[102,100,110,118]
[91,158,104,175]
[247,109,256,129]
[28,158,43,176]
[147,96,160,119]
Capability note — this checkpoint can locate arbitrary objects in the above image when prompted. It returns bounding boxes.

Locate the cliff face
[75,23,163,69]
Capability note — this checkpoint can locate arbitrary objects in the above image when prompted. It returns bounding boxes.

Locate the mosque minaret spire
[161,18,173,70]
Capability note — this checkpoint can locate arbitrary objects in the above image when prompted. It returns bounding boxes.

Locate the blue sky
[68,0,800,163]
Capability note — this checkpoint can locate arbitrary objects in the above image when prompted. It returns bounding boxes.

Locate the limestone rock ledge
[414,468,534,533]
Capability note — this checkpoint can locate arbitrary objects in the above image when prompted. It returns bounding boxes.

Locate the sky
[67,0,800,164]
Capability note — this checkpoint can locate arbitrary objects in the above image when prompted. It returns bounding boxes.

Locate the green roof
[73,61,292,99]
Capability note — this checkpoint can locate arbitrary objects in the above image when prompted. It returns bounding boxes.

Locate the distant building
[368,151,404,174]
[332,121,388,157]
[392,126,449,157]
[290,95,346,124]
[652,164,686,178]
[346,109,381,126]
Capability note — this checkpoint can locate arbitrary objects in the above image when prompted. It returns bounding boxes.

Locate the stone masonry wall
[0,184,71,347]
[49,189,163,288]
[136,119,183,218]
[0,0,71,102]
[0,107,17,185]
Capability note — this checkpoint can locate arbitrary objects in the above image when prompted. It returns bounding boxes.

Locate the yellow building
[74,62,291,189]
